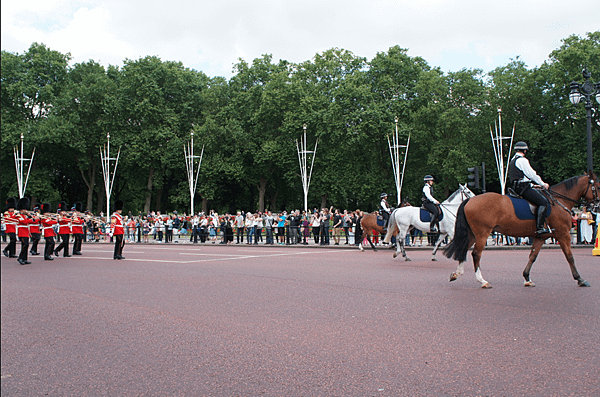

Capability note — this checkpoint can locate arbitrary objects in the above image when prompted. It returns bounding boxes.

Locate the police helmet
[380,193,388,198]
[424,175,434,182]
[514,141,529,152]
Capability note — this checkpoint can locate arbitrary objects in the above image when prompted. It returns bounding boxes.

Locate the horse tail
[443,198,473,262]
[384,210,398,243]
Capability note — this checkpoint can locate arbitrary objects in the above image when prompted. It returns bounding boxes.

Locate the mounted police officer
[508,141,551,235]
[422,175,441,232]
[379,193,391,230]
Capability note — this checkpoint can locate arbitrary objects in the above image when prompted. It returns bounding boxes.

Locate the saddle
[507,188,551,220]
[419,207,444,223]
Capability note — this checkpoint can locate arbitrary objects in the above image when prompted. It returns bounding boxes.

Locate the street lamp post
[569,67,600,175]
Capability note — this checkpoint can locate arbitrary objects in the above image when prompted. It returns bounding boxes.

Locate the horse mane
[552,175,583,191]
[445,188,462,202]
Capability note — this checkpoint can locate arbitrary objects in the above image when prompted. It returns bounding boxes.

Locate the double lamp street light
[569,67,600,175]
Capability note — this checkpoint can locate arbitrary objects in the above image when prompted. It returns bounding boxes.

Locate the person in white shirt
[508,141,551,235]
[379,193,391,230]
[422,175,441,232]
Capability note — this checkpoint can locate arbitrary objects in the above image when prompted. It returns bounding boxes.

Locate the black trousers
[44,236,56,258]
[30,232,41,253]
[55,234,70,256]
[18,237,30,262]
[4,233,17,256]
[423,202,440,223]
[73,233,83,254]
[113,234,124,258]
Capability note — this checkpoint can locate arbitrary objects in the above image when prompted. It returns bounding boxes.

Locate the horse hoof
[524,281,536,287]
[449,273,458,282]
[393,252,398,259]
[373,249,378,252]
[578,279,591,287]
[405,258,411,262]
[431,257,437,262]
[481,283,492,289]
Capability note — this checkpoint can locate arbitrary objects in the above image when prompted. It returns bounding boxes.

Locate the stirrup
[535,228,552,236]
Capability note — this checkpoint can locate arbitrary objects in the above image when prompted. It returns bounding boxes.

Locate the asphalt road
[2,243,599,396]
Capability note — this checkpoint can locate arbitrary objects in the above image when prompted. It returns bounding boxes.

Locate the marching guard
[111,199,125,260]
[54,201,72,257]
[16,197,36,265]
[29,204,42,256]
[41,203,58,261]
[3,197,18,258]
[71,202,84,255]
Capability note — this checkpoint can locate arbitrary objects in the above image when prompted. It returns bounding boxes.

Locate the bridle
[545,176,600,214]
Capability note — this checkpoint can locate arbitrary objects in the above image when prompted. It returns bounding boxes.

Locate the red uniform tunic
[71,216,84,234]
[29,217,41,234]
[16,213,34,237]
[41,218,58,237]
[58,217,71,235]
[111,212,124,235]
[4,210,17,234]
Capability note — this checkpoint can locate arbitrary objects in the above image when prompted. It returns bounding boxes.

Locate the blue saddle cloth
[419,208,444,223]
[377,217,385,227]
[508,196,551,220]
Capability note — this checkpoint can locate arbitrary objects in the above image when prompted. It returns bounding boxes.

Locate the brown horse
[359,203,409,251]
[444,173,599,288]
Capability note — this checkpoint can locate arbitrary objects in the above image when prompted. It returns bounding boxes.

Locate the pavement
[1,242,599,396]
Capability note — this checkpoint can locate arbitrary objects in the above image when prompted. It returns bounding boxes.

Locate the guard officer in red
[54,201,72,257]
[71,202,84,255]
[16,197,36,265]
[111,199,125,260]
[3,197,18,258]
[40,203,58,261]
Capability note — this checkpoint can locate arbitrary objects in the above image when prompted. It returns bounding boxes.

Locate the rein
[543,177,600,214]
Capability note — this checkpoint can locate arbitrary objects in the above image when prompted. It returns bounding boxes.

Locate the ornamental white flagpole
[296,124,318,213]
[184,130,204,216]
[387,117,410,206]
[14,133,35,199]
[100,133,120,222]
[490,107,515,195]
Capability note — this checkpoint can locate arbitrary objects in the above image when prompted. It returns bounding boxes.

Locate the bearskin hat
[115,199,124,211]
[17,197,30,211]
[58,201,68,212]
[5,197,17,210]
[33,203,41,211]
[41,203,51,214]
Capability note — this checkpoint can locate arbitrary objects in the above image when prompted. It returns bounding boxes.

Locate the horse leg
[556,233,590,287]
[367,234,377,252]
[430,233,446,261]
[393,239,410,261]
[450,261,465,282]
[522,238,544,287]
[472,236,491,288]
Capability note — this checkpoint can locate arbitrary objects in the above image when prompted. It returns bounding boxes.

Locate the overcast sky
[2,0,598,78]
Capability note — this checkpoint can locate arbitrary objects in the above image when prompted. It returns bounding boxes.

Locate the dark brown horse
[359,202,410,251]
[444,173,599,288]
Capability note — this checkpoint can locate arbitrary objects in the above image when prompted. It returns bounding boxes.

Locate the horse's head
[584,172,600,211]
[445,185,475,204]
[460,184,476,199]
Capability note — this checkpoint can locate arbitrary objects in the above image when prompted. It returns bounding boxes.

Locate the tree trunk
[144,167,155,214]
[202,197,208,215]
[257,176,267,213]
[154,187,163,212]
[78,156,97,212]
[320,194,328,210]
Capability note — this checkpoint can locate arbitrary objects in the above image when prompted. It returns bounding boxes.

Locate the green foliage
[2,33,599,214]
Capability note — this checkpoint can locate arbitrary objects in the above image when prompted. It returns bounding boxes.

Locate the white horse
[383,184,475,261]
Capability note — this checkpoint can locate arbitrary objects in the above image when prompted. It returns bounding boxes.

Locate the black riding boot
[535,206,551,235]
[430,213,438,232]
